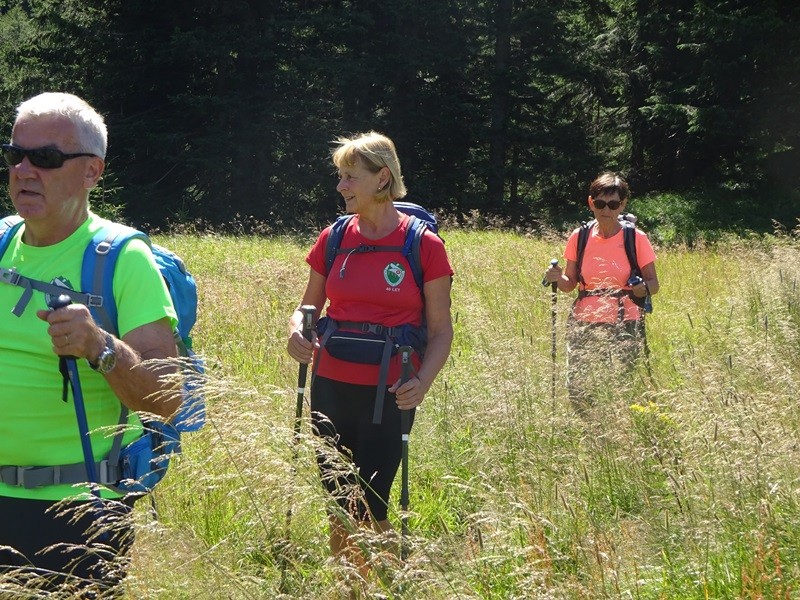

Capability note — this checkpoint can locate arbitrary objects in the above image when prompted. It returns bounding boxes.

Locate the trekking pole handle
[627,276,653,313]
[49,294,77,359]
[299,305,315,342]
[399,345,413,384]
[295,305,316,415]
[399,346,413,435]
[542,258,559,287]
[627,275,642,287]
[49,294,72,311]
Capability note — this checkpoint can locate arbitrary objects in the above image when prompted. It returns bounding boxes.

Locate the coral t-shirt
[307,213,453,385]
[564,224,656,323]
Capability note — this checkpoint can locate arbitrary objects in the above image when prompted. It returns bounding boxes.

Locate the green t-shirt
[0,213,177,500]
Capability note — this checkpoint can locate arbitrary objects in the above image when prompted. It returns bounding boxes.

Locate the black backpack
[575,213,652,313]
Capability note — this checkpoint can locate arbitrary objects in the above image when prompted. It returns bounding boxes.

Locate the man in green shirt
[0,93,179,595]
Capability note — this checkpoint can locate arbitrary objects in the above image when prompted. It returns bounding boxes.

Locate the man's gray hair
[15,92,107,159]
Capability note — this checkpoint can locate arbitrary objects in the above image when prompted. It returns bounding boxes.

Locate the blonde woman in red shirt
[287,131,453,578]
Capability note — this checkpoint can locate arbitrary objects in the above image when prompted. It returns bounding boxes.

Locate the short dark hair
[589,172,629,201]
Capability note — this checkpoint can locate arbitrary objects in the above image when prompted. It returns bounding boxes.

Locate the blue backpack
[324,201,440,291]
[0,215,204,495]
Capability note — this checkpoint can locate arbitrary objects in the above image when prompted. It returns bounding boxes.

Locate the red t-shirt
[564,224,656,323]
[307,213,453,385]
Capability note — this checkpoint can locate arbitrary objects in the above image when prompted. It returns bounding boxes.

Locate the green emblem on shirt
[384,262,405,287]
[45,277,75,308]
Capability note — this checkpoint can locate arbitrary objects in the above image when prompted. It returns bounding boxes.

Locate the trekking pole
[398,345,413,560]
[293,305,316,449]
[281,305,315,585]
[542,259,559,406]
[50,294,101,500]
[628,276,653,378]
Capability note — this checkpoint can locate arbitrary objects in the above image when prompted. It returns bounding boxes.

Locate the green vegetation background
[113,224,800,599]
[0,1,797,232]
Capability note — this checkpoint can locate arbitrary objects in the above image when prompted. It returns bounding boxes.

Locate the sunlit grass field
[83,228,800,597]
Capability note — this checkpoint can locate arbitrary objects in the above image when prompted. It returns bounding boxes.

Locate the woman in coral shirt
[544,172,659,413]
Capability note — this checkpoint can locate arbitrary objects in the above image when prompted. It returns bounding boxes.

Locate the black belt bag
[325,330,398,365]
[315,317,426,424]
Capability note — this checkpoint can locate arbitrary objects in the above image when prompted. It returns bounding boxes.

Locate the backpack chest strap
[0,267,102,316]
[577,288,630,299]
[335,244,405,256]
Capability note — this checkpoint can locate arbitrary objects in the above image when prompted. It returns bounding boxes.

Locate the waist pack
[115,419,181,495]
[326,330,396,365]
[0,418,180,495]
[315,317,426,424]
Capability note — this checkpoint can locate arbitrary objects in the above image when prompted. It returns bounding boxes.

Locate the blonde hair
[332,131,407,202]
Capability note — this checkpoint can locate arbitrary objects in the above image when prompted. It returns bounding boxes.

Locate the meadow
[21,225,800,599]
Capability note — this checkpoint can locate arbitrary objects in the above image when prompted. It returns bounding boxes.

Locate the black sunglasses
[2,144,97,169]
[592,198,622,210]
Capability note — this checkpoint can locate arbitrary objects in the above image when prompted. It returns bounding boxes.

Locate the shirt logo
[384,262,406,287]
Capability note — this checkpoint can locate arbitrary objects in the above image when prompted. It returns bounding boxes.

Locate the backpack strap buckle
[0,267,21,286]
[98,459,121,485]
[86,293,104,308]
[95,240,113,256]
[361,323,386,335]
[0,465,57,488]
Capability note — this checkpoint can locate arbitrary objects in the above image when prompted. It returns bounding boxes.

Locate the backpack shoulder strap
[323,212,428,290]
[621,220,640,278]
[575,220,595,286]
[402,215,427,290]
[0,215,24,260]
[324,215,355,277]
[82,221,151,336]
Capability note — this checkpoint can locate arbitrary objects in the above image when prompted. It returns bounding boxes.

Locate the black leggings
[0,495,135,596]
[311,376,416,522]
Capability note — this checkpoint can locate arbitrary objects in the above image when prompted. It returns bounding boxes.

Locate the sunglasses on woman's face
[2,144,96,169]
[592,198,622,210]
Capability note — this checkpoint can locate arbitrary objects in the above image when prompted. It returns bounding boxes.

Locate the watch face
[96,336,117,374]
[98,351,116,373]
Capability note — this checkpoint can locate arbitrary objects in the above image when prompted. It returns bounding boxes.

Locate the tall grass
[13,229,800,598]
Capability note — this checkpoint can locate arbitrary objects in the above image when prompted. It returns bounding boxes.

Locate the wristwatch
[89,333,117,375]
